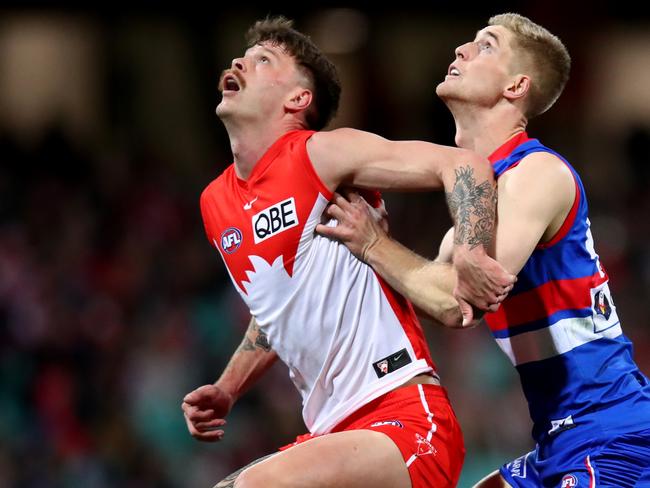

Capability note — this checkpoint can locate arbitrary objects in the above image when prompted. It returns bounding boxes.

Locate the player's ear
[285,88,313,114]
[503,74,530,101]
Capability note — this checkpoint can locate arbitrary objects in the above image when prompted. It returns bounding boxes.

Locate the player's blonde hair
[489,13,571,118]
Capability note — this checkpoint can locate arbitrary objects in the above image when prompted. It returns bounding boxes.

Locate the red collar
[488,132,531,164]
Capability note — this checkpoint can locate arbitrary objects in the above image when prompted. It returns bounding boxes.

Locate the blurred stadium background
[1,2,649,486]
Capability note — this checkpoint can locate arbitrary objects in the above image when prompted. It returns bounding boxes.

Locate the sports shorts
[280,383,465,488]
[500,427,650,487]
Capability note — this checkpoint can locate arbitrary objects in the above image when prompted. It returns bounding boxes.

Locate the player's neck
[224,118,305,180]
[449,102,527,158]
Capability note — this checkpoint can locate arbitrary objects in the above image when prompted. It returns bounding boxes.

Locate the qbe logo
[561,474,578,487]
[252,197,298,244]
[220,227,242,254]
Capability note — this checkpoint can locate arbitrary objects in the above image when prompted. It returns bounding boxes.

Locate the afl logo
[220,227,242,254]
[561,474,578,487]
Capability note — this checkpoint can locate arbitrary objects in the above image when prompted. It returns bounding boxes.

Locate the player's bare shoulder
[307,128,384,164]
[497,150,576,246]
[306,128,389,189]
[499,150,575,208]
[306,128,352,189]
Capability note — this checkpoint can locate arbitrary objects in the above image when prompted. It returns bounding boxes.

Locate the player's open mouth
[223,75,241,92]
[447,66,461,77]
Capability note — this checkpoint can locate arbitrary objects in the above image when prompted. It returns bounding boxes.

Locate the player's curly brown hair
[246,16,341,131]
[489,13,571,118]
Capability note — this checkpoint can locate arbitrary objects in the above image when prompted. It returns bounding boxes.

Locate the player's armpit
[435,227,455,264]
[433,227,506,326]
[494,151,576,275]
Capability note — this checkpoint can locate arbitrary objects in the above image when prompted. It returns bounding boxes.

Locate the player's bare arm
[319,152,573,327]
[182,317,277,442]
[435,152,576,274]
[490,151,575,274]
[440,151,576,273]
[307,128,490,192]
[308,128,516,324]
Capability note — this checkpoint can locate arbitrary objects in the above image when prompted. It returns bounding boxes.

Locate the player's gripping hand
[453,246,516,326]
[182,384,234,442]
[315,190,388,262]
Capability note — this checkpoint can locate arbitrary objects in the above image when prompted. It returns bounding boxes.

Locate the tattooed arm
[182,316,277,442]
[445,164,517,324]
[306,128,498,246]
[316,151,574,326]
[307,129,514,323]
[306,128,494,195]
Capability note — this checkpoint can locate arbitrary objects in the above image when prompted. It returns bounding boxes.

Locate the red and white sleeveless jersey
[200,130,435,434]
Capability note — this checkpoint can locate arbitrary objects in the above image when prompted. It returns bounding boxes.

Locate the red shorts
[280,384,465,488]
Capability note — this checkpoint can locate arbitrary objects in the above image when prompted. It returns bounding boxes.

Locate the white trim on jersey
[585,455,596,488]
[496,315,622,366]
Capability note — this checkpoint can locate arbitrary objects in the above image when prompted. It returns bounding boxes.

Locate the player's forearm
[442,151,497,254]
[366,236,463,327]
[215,317,278,402]
[366,144,499,255]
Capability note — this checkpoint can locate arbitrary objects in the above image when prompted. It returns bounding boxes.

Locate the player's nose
[454,42,473,60]
[231,57,245,72]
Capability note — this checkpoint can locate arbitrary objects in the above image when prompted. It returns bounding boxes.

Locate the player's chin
[216,101,234,118]
[435,81,450,97]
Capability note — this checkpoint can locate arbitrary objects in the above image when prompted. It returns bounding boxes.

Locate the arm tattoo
[239,336,256,352]
[214,453,276,488]
[445,165,497,250]
[254,330,271,352]
[237,320,272,353]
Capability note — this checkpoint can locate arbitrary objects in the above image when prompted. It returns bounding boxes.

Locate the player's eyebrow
[251,44,282,59]
[475,30,501,46]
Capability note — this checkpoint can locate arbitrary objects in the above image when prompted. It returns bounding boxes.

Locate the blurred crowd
[1,6,649,488]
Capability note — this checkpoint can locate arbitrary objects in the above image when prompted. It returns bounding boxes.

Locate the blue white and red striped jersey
[485,132,650,445]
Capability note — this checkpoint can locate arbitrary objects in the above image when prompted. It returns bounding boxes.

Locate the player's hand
[453,246,516,326]
[315,190,389,262]
[182,384,234,442]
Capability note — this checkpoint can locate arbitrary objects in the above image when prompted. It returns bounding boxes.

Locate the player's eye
[259,56,270,63]
[479,41,493,51]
